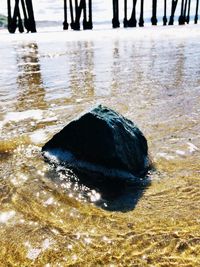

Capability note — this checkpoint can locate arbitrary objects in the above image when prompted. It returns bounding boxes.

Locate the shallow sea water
[0,25,200,266]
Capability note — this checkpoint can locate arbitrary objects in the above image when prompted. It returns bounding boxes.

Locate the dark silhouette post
[24,0,36,32]
[112,0,120,28]
[21,0,29,30]
[72,0,80,29]
[139,0,144,27]
[183,0,188,22]
[83,0,87,28]
[7,0,36,33]
[68,0,80,30]
[7,0,12,30]
[69,0,75,28]
[67,0,81,30]
[129,0,137,27]
[124,0,137,27]
[163,0,167,25]
[124,0,128,27]
[75,0,78,16]
[63,0,69,29]
[15,0,24,33]
[69,0,93,30]
[186,0,191,23]
[179,0,185,24]
[83,0,93,29]
[194,0,199,24]
[21,0,36,32]
[7,0,24,33]
[88,0,93,29]
[151,0,158,25]
[169,0,178,25]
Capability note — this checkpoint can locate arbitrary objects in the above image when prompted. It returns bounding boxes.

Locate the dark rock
[42,105,150,182]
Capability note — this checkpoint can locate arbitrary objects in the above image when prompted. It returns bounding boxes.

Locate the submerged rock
[42,105,150,182]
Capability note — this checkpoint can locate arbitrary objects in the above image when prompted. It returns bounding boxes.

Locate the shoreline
[0,23,200,44]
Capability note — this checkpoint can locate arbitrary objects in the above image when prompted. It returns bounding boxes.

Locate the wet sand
[0,25,200,266]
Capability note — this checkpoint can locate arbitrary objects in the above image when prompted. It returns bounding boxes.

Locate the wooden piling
[183,0,188,22]
[7,0,36,33]
[151,0,158,25]
[163,0,167,25]
[21,0,29,31]
[6,0,200,34]
[169,0,178,25]
[73,0,80,30]
[124,0,128,27]
[179,0,185,24]
[8,0,23,33]
[186,0,191,23]
[112,0,120,28]
[88,0,93,29]
[7,0,12,31]
[15,0,24,33]
[194,0,199,24]
[69,0,75,28]
[24,0,36,32]
[67,0,93,30]
[124,0,137,28]
[139,0,144,27]
[83,0,87,28]
[63,0,69,29]
[129,0,137,27]
[83,0,93,29]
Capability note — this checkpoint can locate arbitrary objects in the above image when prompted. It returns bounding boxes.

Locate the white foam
[11,174,28,186]
[42,238,54,250]
[4,110,43,123]
[156,152,175,160]
[187,142,199,153]
[0,211,16,224]
[44,197,54,206]
[30,129,48,145]
[26,248,41,260]
[0,110,43,133]
[176,150,186,157]
[25,238,54,260]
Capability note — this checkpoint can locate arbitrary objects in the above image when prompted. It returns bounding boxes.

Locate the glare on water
[0,24,200,266]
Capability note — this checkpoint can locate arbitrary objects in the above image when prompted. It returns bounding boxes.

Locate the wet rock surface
[42,105,150,181]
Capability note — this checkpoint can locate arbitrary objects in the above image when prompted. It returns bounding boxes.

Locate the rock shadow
[45,165,151,212]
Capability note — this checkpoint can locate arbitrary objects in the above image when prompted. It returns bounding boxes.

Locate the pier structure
[3,0,200,33]
[63,0,93,30]
[7,0,36,33]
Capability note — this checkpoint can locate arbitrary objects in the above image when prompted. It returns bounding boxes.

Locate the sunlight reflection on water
[0,25,200,266]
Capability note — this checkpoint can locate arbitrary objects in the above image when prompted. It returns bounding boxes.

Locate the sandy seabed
[0,24,200,266]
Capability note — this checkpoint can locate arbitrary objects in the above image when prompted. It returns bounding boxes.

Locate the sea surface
[0,1,200,266]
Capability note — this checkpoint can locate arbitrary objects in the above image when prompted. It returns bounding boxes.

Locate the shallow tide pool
[0,25,200,266]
